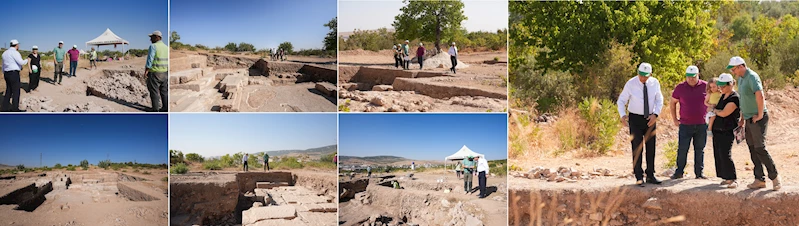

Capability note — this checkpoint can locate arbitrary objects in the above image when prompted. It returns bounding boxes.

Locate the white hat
[685,65,699,77]
[419,42,423,46]
[405,40,409,43]
[451,42,456,45]
[717,73,734,85]
[638,62,653,77]
[58,41,64,44]
[32,45,38,49]
[10,39,18,45]
[727,56,745,69]
[72,45,77,48]
[149,30,162,37]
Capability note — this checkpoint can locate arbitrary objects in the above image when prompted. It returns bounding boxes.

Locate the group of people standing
[616,56,780,190]
[392,41,459,74]
[458,155,489,198]
[1,30,168,112]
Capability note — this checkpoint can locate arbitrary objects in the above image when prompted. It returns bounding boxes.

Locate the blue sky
[169,114,337,157]
[339,0,508,32]
[0,0,168,51]
[339,114,507,161]
[0,114,167,167]
[170,0,337,50]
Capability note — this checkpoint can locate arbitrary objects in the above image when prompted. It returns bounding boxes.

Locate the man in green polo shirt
[727,56,780,191]
[52,41,66,85]
[462,156,475,194]
[263,152,270,171]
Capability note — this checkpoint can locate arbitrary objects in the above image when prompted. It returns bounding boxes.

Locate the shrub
[510,56,576,113]
[142,171,151,175]
[54,163,62,169]
[161,177,168,182]
[169,150,185,165]
[66,166,76,171]
[509,164,523,171]
[170,163,189,174]
[185,153,204,163]
[663,141,679,169]
[577,97,621,155]
[98,160,111,169]
[110,164,122,171]
[272,157,303,170]
[16,164,24,170]
[134,169,140,173]
[203,161,222,170]
[80,160,89,170]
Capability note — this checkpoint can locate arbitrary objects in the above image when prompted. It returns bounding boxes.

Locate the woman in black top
[28,46,41,92]
[712,77,741,188]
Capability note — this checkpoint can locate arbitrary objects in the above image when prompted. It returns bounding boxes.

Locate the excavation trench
[338,66,506,99]
[508,188,799,225]
[170,171,336,226]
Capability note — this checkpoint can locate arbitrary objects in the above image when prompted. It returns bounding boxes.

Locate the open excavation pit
[170,171,337,226]
[0,171,168,225]
[508,185,799,225]
[169,53,337,112]
[338,66,507,112]
[339,174,508,226]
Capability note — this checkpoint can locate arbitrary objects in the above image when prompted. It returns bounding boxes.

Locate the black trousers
[394,56,401,68]
[2,70,21,111]
[629,113,657,180]
[29,69,40,91]
[146,71,169,112]
[243,161,248,171]
[450,56,458,73]
[418,56,424,69]
[713,129,737,180]
[478,171,487,197]
[264,162,270,171]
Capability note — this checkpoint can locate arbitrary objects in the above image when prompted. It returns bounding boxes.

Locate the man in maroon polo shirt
[669,65,709,179]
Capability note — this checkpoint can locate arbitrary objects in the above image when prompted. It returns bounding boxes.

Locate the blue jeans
[69,61,77,76]
[674,124,708,177]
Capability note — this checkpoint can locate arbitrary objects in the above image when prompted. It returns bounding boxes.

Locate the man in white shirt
[475,155,489,198]
[2,39,28,112]
[448,42,458,74]
[243,153,249,172]
[617,62,664,186]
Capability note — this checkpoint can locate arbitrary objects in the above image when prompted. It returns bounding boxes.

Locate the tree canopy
[393,0,467,52]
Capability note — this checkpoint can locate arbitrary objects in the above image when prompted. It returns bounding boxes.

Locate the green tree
[80,160,89,170]
[237,42,255,52]
[185,153,204,163]
[16,164,25,170]
[170,31,180,46]
[510,1,719,88]
[730,15,753,41]
[393,0,467,52]
[54,163,62,169]
[98,160,111,169]
[324,17,337,51]
[278,42,294,54]
[220,154,235,167]
[169,150,184,165]
[224,42,238,52]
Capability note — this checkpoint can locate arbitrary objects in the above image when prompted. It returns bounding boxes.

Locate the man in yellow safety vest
[145,30,169,112]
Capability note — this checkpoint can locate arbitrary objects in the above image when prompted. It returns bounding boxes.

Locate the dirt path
[0,58,150,112]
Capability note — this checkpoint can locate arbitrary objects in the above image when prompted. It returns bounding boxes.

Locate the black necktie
[643,82,650,118]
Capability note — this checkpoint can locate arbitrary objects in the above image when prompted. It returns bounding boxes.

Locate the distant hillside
[264,145,337,157]
[340,155,442,166]
[0,164,13,169]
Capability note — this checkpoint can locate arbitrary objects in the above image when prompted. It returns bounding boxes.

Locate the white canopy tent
[445,145,485,160]
[85,28,129,55]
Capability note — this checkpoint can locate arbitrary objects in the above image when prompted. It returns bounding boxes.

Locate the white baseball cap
[72,45,77,48]
[638,62,653,77]
[717,73,734,85]
[685,65,699,77]
[419,42,423,46]
[405,40,409,43]
[149,30,162,37]
[10,40,18,45]
[32,45,38,49]
[58,41,64,44]
[727,56,745,69]
[451,42,456,45]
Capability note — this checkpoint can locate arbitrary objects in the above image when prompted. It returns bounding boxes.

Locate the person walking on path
[728,56,781,191]
[475,155,489,198]
[462,156,475,194]
[617,62,664,186]
[670,65,708,179]
[448,42,458,74]
[67,45,79,77]
[402,40,410,70]
[711,73,740,189]
[366,165,372,178]
[145,30,169,112]
[89,47,98,70]
[263,152,270,171]
[416,42,425,70]
[27,46,41,92]
[52,41,66,85]
[2,40,28,112]
[243,153,249,172]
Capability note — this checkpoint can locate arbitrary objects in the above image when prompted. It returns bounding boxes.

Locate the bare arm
[755,90,765,117]
[670,97,679,122]
[715,102,738,117]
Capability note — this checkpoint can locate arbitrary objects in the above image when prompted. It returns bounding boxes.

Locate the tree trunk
[435,5,442,53]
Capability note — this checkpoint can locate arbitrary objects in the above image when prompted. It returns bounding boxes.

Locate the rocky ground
[338,50,508,112]
[0,58,153,112]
